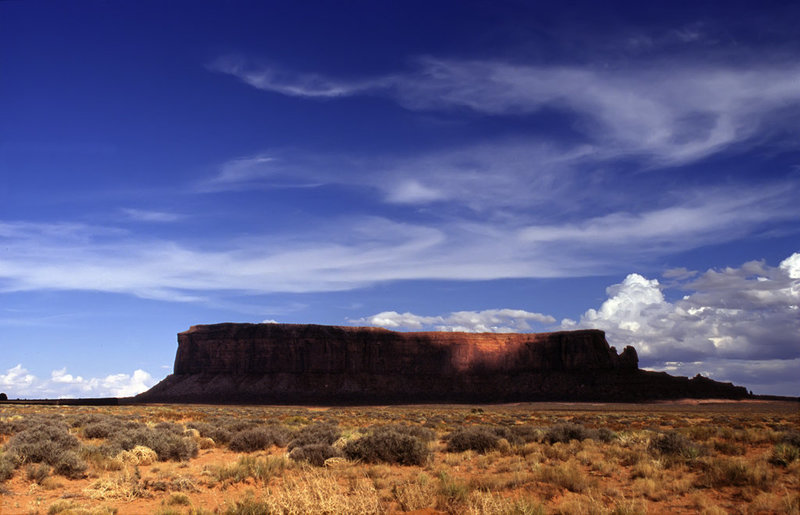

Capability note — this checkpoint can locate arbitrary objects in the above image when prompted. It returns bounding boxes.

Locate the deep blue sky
[1,0,798,397]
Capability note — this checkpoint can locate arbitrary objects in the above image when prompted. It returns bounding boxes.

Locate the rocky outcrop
[136,323,749,404]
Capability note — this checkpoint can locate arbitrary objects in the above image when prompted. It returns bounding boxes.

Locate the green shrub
[343,428,429,466]
[289,444,343,467]
[287,422,340,450]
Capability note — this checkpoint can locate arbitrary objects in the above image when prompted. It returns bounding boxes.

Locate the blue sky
[1,0,798,398]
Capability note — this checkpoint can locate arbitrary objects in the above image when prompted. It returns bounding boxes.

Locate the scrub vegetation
[0,401,797,513]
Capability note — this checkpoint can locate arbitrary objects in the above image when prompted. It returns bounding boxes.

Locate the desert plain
[0,400,798,514]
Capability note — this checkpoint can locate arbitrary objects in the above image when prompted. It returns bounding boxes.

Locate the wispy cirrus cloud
[121,208,184,223]
[195,154,325,193]
[208,56,386,98]
[198,141,592,211]
[1,183,796,303]
[210,56,800,165]
[518,185,799,251]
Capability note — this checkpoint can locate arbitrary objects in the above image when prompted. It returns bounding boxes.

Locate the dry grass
[205,454,288,485]
[0,400,797,513]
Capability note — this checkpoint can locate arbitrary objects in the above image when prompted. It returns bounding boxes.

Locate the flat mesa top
[180,322,606,341]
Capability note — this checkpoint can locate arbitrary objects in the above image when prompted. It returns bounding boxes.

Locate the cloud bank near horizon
[1,253,795,398]
[0,364,155,399]
[360,253,800,396]
[356,308,556,333]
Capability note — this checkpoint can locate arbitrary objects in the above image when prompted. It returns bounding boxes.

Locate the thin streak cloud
[211,57,800,165]
[0,183,795,302]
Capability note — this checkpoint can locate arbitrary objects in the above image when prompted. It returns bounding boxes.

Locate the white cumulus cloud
[357,308,555,333]
[562,252,800,395]
[356,253,799,395]
[0,365,156,399]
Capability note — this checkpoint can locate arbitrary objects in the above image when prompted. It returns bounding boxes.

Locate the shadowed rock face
[136,323,749,404]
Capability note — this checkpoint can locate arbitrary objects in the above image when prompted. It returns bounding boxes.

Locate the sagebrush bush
[229,425,291,452]
[436,471,470,511]
[111,426,198,461]
[26,463,50,484]
[154,421,185,435]
[83,420,121,439]
[166,492,192,506]
[596,427,617,443]
[543,423,594,444]
[288,422,340,450]
[537,462,592,493]
[188,421,233,445]
[219,417,261,433]
[712,439,745,456]
[779,430,800,448]
[0,419,22,436]
[289,443,343,467]
[648,431,700,459]
[343,428,430,466]
[224,494,271,515]
[366,424,435,443]
[5,422,81,466]
[53,450,88,479]
[769,443,800,467]
[0,454,14,482]
[509,425,541,443]
[697,457,773,489]
[2,414,66,437]
[444,426,502,453]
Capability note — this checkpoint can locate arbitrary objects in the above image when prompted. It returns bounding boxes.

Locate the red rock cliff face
[173,324,637,376]
[137,323,747,404]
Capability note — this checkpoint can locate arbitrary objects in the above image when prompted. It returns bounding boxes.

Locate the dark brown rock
[136,323,749,404]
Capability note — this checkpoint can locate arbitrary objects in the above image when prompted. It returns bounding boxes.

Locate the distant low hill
[135,323,750,404]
